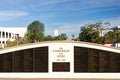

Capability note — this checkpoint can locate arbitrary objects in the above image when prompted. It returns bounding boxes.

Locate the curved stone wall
[0,41,120,73]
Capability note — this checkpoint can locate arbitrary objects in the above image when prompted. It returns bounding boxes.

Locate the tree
[44,35,53,41]
[79,22,110,43]
[20,33,31,44]
[27,20,45,42]
[53,35,61,40]
[52,33,67,40]
[80,24,94,41]
[60,33,67,40]
[106,31,115,40]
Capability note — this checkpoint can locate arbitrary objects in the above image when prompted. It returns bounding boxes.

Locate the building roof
[0,27,26,37]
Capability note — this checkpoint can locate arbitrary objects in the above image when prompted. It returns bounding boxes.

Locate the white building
[99,29,113,37]
[0,27,26,48]
[54,27,59,37]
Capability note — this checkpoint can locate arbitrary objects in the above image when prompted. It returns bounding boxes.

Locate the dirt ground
[0,78,120,80]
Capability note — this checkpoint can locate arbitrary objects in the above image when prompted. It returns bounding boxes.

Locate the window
[2,41,5,44]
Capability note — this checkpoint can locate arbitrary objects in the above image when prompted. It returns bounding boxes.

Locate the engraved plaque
[24,49,33,72]
[89,48,99,72]
[2,53,12,72]
[53,62,70,72]
[74,46,88,72]
[14,50,24,72]
[35,47,48,72]
[0,54,3,72]
[109,52,120,72]
[99,50,109,72]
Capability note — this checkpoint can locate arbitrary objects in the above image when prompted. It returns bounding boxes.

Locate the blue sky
[0,0,120,38]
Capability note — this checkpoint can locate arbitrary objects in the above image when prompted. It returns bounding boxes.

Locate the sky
[0,0,120,38]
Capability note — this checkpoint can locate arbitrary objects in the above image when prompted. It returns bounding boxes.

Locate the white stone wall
[0,41,120,78]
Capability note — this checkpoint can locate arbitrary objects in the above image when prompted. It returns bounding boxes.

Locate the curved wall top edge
[0,41,120,54]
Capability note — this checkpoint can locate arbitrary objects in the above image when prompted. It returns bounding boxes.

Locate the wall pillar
[5,32,6,38]
[1,31,2,38]
[8,32,9,39]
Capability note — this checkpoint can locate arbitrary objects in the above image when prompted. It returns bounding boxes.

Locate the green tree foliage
[27,20,45,42]
[20,33,31,44]
[5,40,17,47]
[60,33,67,40]
[106,31,115,40]
[53,33,67,40]
[111,28,120,43]
[44,35,53,41]
[53,35,61,40]
[79,22,110,43]
[43,33,67,41]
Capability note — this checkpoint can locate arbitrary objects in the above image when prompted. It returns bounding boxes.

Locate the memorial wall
[0,42,120,73]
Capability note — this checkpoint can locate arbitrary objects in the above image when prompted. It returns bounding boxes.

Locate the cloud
[73,0,119,12]
[78,0,120,9]
[40,0,70,5]
[21,0,71,10]
[0,11,29,21]
[0,11,28,17]
[0,0,22,6]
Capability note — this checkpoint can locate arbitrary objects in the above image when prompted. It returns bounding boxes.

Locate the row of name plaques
[0,47,48,72]
[0,46,120,72]
[74,46,120,72]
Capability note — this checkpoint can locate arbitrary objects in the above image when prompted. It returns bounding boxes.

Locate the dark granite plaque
[2,53,12,72]
[13,50,24,72]
[109,52,120,72]
[53,62,70,72]
[99,50,109,72]
[35,47,48,72]
[74,46,89,72]
[23,49,33,72]
[89,48,99,72]
[0,54,3,72]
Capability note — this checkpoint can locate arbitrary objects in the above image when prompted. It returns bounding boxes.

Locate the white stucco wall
[0,41,120,78]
